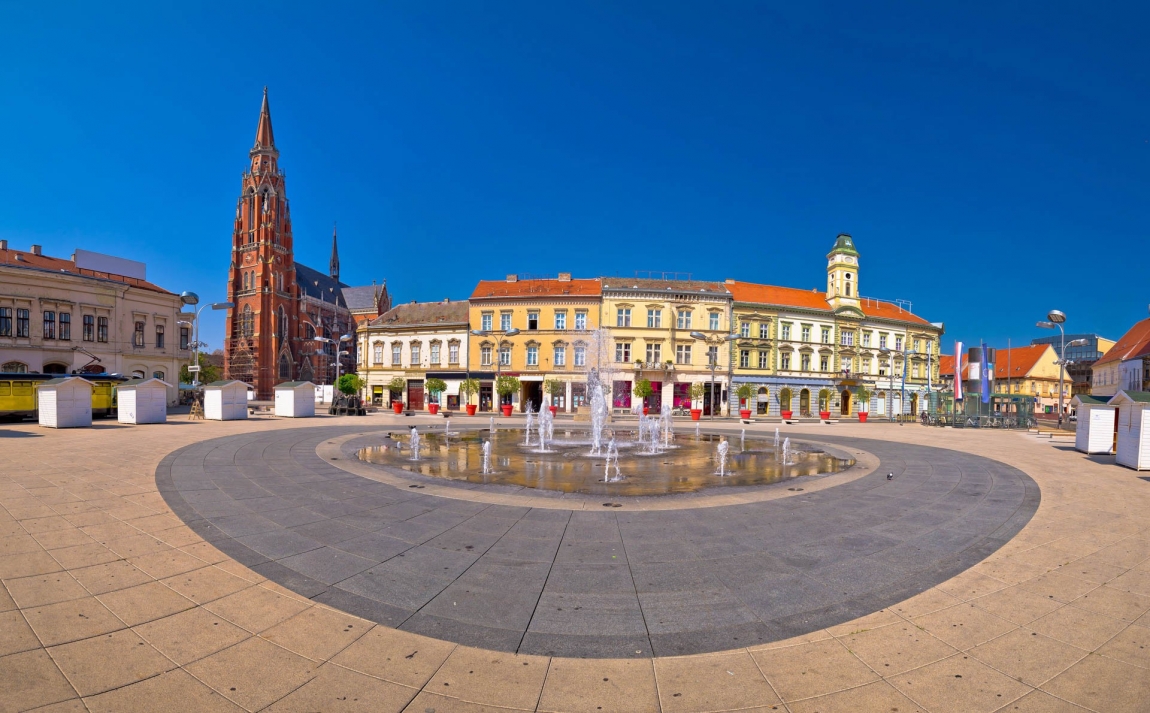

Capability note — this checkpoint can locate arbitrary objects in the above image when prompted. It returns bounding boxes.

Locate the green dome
[828,233,859,258]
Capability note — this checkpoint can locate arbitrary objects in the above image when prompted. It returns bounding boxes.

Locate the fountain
[781,437,792,466]
[524,403,536,446]
[489,416,495,433]
[588,368,607,455]
[409,427,421,461]
[602,436,623,482]
[716,437,730,476]
[660,404,674,448]
[481,439,492,475]
[740,428,746,452]
[536,406,554,452]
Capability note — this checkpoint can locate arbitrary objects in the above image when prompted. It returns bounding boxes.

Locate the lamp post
[690,331,738,420]
[470,328,520,411]
[1037,313,1087,429]
[177,292,233,388]
[314,334,353,385]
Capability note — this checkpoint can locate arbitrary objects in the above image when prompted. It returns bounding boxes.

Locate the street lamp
[690,331,738,420]
[314,334,354,386]
[470,328,520,411]
[178,292,233,388]
[1037,310,1078,429]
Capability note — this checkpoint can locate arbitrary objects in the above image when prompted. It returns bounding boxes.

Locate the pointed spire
[253,87,276,151]
[329,222,340,281]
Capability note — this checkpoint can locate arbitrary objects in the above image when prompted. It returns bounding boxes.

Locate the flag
[954,341,963,401]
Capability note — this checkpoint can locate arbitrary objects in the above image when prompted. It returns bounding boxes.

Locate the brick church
[224,89,390,398]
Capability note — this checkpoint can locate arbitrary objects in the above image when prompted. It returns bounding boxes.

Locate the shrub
[336,374,363,395]
[495,375,520,397]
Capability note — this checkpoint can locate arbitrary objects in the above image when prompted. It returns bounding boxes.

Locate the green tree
[459,378,480,406]
[337,373,364,395]
[632,379,654,404]
[180,360,220,385]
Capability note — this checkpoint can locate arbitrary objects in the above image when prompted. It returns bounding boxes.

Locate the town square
[2,4,1150,712]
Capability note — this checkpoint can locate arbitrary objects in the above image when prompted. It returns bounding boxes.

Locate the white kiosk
[204,380,249,421]
[1072,394,1116,455]
[274,381,316,418]
[37,377,93,429]
[117,378,171,424]
[1110,391,1150,471]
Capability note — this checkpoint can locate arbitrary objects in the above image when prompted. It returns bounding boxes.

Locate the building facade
[728,235,943,418]
[0,243,186,405]
[1031,333,1114,395]
[467,274,602,412]
[1091,318,1150,398]
[222,89,388,398]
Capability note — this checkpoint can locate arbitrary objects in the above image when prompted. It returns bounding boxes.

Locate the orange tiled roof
[727,281,931,325]
[938,354,955,377]
[1094,317,1150,367]
[470,278,601,299]
[0,248,172,294]
[992,345,1051,379]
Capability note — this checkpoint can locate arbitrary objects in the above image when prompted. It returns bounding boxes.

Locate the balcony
[633,361,675,372]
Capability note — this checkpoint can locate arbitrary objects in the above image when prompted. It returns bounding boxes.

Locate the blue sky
[1,2,1147,353]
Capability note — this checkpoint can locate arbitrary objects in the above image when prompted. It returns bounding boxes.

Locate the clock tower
[825,233,863,317]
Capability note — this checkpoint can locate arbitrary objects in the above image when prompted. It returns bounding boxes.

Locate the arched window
[278,306,287,341]
[153,371,165,381]
[278,354,290,379]
[1,361,28,373]
[242,305,254,338]
[304,322,315,340]
[247,189,256,240]
[243,272,249,291]
[131,370,145,379]
[845,272,853,297]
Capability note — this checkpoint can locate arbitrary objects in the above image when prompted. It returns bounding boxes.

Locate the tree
[180,360,220,385]
[688,382,705,405]
[779,387,793,411]
[459,378,480,406]
[856,386,871,412]
[425,378,448,398]
[632,378,654,405]
[388,377,406,394]
[818,388,831,412]
[495,375,520,400]
[337,374,363,395]
[735,383,755,407]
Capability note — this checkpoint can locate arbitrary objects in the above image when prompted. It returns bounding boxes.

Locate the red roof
[727,281,932,325]
[938,354,956,377]
[938,345,1054,380]
[0,248,172,294]
[470,277,601,299]
[1094,318,1150,367]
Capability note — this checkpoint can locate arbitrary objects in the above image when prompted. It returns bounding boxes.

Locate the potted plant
[459,378,480,416]
[388,377,406,414]
[735,383,754,420]
[495,375,519,417]
[633,378,654,415]
[779,387,793,420]
[543,379,564,416]
[688,382,705,421]
[818,388,831,420]
[424,378,447,416]
[856,386,870,423]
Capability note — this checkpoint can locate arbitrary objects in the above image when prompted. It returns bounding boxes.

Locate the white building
[37,376,93,428]
[117,378,171,424]
[0,243,187,405]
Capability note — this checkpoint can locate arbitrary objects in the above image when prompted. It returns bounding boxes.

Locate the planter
[819,411,831,420]
[781,410,793,420]
[465,404,477,416]
[690,409,702,421]
[501,404,514,417]
[858,412,869,423]
[642,406,649,416]
[739,409,752,420]
[428,404,440,416]
[549,406,558,417]
[392,402,403,414]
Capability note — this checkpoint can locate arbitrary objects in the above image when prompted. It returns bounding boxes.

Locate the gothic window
[241,305,254,338]
[278,307,287,341]
[278,353,290,379]
[305,322,315,340]
[243,272,249,291]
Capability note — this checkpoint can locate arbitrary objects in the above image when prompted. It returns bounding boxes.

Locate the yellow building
[599,278,734,415]
[467,274,601,412]
[992,344,1075,414]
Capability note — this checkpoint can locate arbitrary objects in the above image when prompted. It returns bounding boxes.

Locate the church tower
[329,223,339,281]
[825,233,863,316]
[224,88,297,398]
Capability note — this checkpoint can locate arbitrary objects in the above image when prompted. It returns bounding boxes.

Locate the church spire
[329,222,340,281]
[253,87,276,153]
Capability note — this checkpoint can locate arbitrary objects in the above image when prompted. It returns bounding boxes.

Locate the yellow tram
[0,373,126,421]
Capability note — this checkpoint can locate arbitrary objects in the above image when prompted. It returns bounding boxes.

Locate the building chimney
[506,274,518,283]
[557,272,571,282]
[30,245,42,256]
[0,240,7,250]
[724,278,735,284]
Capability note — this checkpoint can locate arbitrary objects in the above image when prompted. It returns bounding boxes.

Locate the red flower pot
[392,402,403,414]
[549,406,558,417]
[781,410,793,420]
[690,409,702,421]
[466,404,477,416]
[501,404,514,417]
[642,406,649,416]
[819,411,831,420]
[739,409,752,420]
[428,404,439,415]
[858,412,869,423]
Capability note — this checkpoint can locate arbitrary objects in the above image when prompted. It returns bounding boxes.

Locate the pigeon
[886,473,894,480]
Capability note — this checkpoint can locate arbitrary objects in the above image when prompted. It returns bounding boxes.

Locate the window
[646,343,661,363]
[841,357,851,372]
[740,322,750,338]
[574,345,586,366]
[820,356,829,371]
[895,336,903,351]
[553,346,566,366]
[801,326,811,342]
[2,361,28,373]
[861,358,871,374]
[97,316,108,342]
[449,343,459,364]
[373,343,383,364]
[780,323,791,340]
[879,334,888,349]
[677,310,691,329]
[59,313,70,341]
[709,313,719,331]
[17,309,29,338]
[759,323,769,339]
[500,313,511,331]
[0,308,11,337]
[526,345,538,366]
[740,350,749,368]
[410,343,421,364]
[179,325,190,349]
[527,312,539,330]
[647,309,661,328]
[617,308,631,327]
[615,342,631,362]
[780,353,791,370]
[676,344,691,364]
[481,313,493,331]
[155,324,165,349]
[153,371,165,381]
[133,321,145,347]
[555,312,567,330]
[430,343,441,365]
[392,344,402,365]
[758,351,769,369]
[278,354,290,379]
[707,345,718,365]
[43,311,55,340]
[912,363,920,378]
[845,273,852,296]
[821,327,831,344]
[481,345,492,366]
[499,346,511,366]
[914,339,920,352]
[862,332,871,347]
[575,311,587,330]
[840,331,853,346]
[801,354,811,371]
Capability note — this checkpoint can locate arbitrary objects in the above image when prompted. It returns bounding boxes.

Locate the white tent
[117,378,172,424]
[274,381,316,418]
[1109,391,1150,471]
[204,380,249,421]
[37,377,93,428]
[1072,394,1115,455]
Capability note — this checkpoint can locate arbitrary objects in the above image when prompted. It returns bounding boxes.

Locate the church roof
[253,87,275,150]
[294,262,347,308]
[342,285,385,312]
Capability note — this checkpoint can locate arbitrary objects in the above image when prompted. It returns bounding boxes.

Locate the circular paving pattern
[155,425,1039,658]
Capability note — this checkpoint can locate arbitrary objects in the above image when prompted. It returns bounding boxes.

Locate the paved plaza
[2,415,1149,712]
